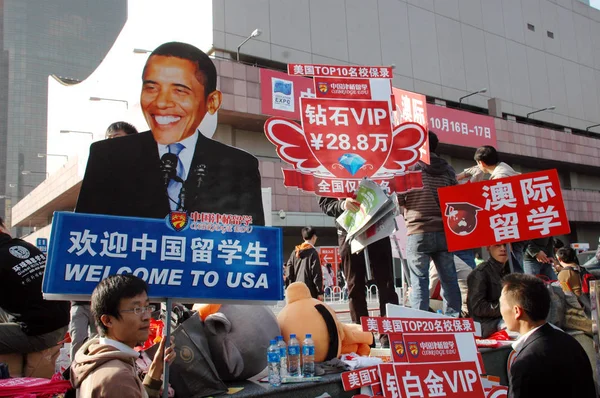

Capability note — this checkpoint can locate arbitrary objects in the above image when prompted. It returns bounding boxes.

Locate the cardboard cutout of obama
[76,42,265,226]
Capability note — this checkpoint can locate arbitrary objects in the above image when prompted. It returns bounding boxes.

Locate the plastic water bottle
[287,334,301,377]
[276,335,288,377]
[267,340,281,387]
[302,334,315,377]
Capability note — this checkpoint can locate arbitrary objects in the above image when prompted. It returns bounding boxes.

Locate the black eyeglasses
[120,305,156,315]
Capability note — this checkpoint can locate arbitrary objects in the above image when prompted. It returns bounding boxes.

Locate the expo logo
[272,78,294,112]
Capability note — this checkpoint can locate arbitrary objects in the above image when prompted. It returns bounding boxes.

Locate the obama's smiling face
[141,55,221,145]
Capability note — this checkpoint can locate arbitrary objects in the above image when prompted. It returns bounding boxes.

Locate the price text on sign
[361,316,475,334]
[438,169,570,252]
[426,103,497,149]
[393,361,485,398]
[341,365,380,391]
[288,63,393,79]
[43,212,283,302]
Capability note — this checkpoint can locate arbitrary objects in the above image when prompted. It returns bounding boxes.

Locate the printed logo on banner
[272,78,294,112]
[317,82,328,94]
[393,341,406,358]
[438,169,571,251]
[408,342,420,358]
[9,246,30,259]
[445,202,482,236]
[166,211,190,232]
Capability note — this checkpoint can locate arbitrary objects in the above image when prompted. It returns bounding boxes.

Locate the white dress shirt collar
[156,130,200,181]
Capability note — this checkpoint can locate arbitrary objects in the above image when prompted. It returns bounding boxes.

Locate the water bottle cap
[290,334,296,338]
[270,339,276,345]
[306,333,312,338]
[276,335,283,340]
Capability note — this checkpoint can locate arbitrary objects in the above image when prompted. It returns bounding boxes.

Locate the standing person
[474,252,484,266]
[398,131,462,317]
[457,145,524,271]
[523,237,559,279]
[321,263,334,297]
[70,274,175,397]
[499,273,595,398]
[319,197,398,347]
[285,227,323,300]
[0,217,70,356]
[105,121,138,139]
[76,41,264,225]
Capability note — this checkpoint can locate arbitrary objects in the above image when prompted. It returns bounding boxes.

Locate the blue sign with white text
[36,237,48,253]
[43,212,284,303]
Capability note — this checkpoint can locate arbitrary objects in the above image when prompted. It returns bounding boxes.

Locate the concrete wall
[214,0,600,130]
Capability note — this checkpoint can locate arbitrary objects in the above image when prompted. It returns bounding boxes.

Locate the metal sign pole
[505,243,515,274]
[162,298,173,398]
[363,246,373,281]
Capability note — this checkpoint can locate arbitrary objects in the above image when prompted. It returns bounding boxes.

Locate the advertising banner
[392,87,429,164]
[341,365,380,391]
[438,169,570,252]
[392,361,485,398]
[36,238,48,253]
[265,63,427,198]
[259,68,315,120]
[43,212,283,303]
[427,103,497,148]
[318,246,340,287]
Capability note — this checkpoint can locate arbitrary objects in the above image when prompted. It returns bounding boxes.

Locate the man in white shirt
[499,273,595,398]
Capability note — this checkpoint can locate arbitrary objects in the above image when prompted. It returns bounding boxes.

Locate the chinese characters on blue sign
[43,212,284,303]
[36,237,48,253]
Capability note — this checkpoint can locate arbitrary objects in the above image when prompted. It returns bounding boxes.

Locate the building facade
[0,0,127,225]
[10,0,600,255]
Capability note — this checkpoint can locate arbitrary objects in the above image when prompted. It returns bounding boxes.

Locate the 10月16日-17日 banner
[42,212,284,303]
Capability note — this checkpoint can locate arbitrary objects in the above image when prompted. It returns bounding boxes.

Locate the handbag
[168,312,227,398]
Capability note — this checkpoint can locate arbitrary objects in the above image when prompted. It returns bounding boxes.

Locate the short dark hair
[502,273,550,322]
[91,274,148,336]
[301,226,317,241]
[144,41,217,98]
[105,121,138,138]
[553,238,565,249]
[556,247,578,264]
[428,131,438,153]
[474,145,499,165]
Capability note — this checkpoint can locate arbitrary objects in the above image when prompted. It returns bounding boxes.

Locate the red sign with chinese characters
[360,316,476,334]
[314,77,372,100]
[393,361,485,398]
[288,63,393,79]
[378,364,401,396]
[392,87,430,164]
[265,64,428,198]
[438,169,570,252]
[341,365,380,391]
[259,68,315,120]
[427,104,497,148]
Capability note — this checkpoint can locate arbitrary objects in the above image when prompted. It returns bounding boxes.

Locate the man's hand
[147,335,176,381]
[344,198,361,212]
[535,251,550,263]
[317,295,324,301]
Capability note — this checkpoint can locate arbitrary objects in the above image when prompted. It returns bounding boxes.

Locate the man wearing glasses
[70,274,175,397]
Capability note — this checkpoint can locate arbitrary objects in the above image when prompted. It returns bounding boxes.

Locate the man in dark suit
[500,273,596,398]
[76,42,264,226]
[319,197,398,347]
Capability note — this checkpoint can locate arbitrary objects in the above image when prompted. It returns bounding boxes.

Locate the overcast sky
[591,0,600,10]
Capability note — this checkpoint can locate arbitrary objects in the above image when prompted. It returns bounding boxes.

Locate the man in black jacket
[500,273,595,398]
[285,227,323,300]
[467,244,511,338]
[319,197,398,346]
[0,217,70,355]
[523,237,560,279]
